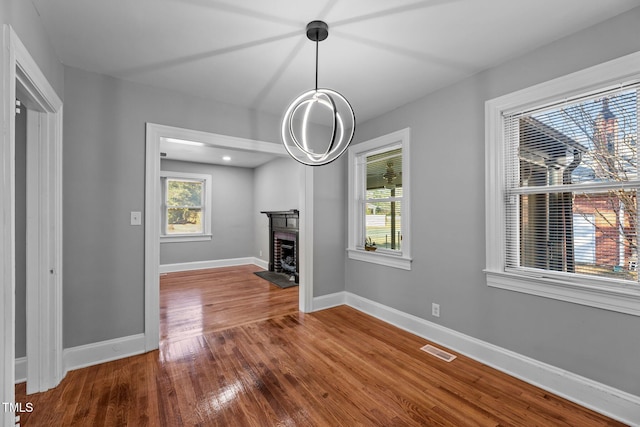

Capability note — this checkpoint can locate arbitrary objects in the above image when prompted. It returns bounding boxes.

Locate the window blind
[504,84,640,281]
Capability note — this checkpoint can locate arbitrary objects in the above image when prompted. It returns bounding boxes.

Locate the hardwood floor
[159,266,298,341]
[16,265,625,426]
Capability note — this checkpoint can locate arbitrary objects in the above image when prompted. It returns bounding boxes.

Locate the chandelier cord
[315,37,319,91]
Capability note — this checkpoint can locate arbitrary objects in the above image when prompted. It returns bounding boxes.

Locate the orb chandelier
[281,21,356,166]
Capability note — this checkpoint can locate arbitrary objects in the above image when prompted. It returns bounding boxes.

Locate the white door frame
[1,25,64,425]
[144,123,314,351]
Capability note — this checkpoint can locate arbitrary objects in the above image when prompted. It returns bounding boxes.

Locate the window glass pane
[365,201,402,250]
[519,90,637,188]
[366,148,402,195]
[517,190,637,281]
[167,179,202,207]
[366,186,403,200]
[167,208,202,234]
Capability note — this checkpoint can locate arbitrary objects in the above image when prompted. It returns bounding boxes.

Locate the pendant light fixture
[383,162,397,190]
[281,21,356,166]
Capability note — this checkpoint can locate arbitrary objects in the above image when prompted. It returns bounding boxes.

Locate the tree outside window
[160,171,212,241]
[166,179,204,234]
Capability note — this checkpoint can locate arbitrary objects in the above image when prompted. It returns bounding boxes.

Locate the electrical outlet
[432,303,440,318]
[260,250,263,257]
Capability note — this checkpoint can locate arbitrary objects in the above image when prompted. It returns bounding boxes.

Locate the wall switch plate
[432,303,440,317]
[130,211,142,226]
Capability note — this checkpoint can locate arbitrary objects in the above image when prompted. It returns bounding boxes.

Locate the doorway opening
[144,123,314,352]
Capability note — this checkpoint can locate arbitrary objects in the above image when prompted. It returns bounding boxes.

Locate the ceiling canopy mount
[306,20,329,42]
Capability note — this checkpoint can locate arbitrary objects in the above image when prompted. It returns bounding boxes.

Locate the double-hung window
[160,171,212,242]
[348,128,411,270]
[485,52,640,316]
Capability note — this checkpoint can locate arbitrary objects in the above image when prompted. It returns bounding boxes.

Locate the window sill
[347,248,412,270]
[485,270,640,316]
[161,234,212,243]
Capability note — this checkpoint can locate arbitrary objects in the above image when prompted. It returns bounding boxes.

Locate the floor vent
[420,344,457,362]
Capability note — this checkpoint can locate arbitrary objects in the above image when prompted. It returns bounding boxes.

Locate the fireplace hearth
[261,210,299,283]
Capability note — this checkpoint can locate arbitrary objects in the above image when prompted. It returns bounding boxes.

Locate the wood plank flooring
[15,265,625,426]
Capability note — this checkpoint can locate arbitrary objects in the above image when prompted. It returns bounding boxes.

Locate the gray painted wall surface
[14,101,26,358]
[63,66,284,348]
[346,8,640,396]
[313,157,346,297]
[160,160,255,265]
[2,0,64,99]
[253,157,300,265]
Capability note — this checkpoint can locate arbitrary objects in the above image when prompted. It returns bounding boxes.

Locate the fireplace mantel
[261,210,299,232]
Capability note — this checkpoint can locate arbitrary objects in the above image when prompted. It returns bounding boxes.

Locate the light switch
[130,211,142,226]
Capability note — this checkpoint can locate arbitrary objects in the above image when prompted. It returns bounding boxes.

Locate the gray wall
[160,159,255,265]
[161,156,304,267]
[345,8,640,396]
[313,156,346,297]
[251,148,345,297]
[63,66,337,349]
[1,0,64,98]
[253,157,301,265]
[63,66,284,348]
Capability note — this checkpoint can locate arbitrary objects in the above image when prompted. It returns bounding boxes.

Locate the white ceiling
[31,0,640,166]
[159,137,282,168]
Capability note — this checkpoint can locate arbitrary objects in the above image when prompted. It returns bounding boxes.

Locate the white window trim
[347,128,412,270]
[160,170,212,243]
[485,51,640,316]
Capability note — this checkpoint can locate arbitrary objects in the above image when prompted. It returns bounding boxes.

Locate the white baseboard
[63,334,146,374]
[313,291,347,311]
[14,357,26,384]
[313,291,640,426]
[160,257,265,273]
[253,257,269,270]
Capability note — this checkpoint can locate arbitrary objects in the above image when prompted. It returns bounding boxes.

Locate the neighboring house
[518,116,587,273]
[519,97,637,280]
[574,99,638,275]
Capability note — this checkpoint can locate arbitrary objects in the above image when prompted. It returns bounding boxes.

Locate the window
[348,128,411,270]
[485,52,640,316]
[160,171,212,242]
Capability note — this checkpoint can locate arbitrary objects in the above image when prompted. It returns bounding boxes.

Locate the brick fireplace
[261,210,299,283]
